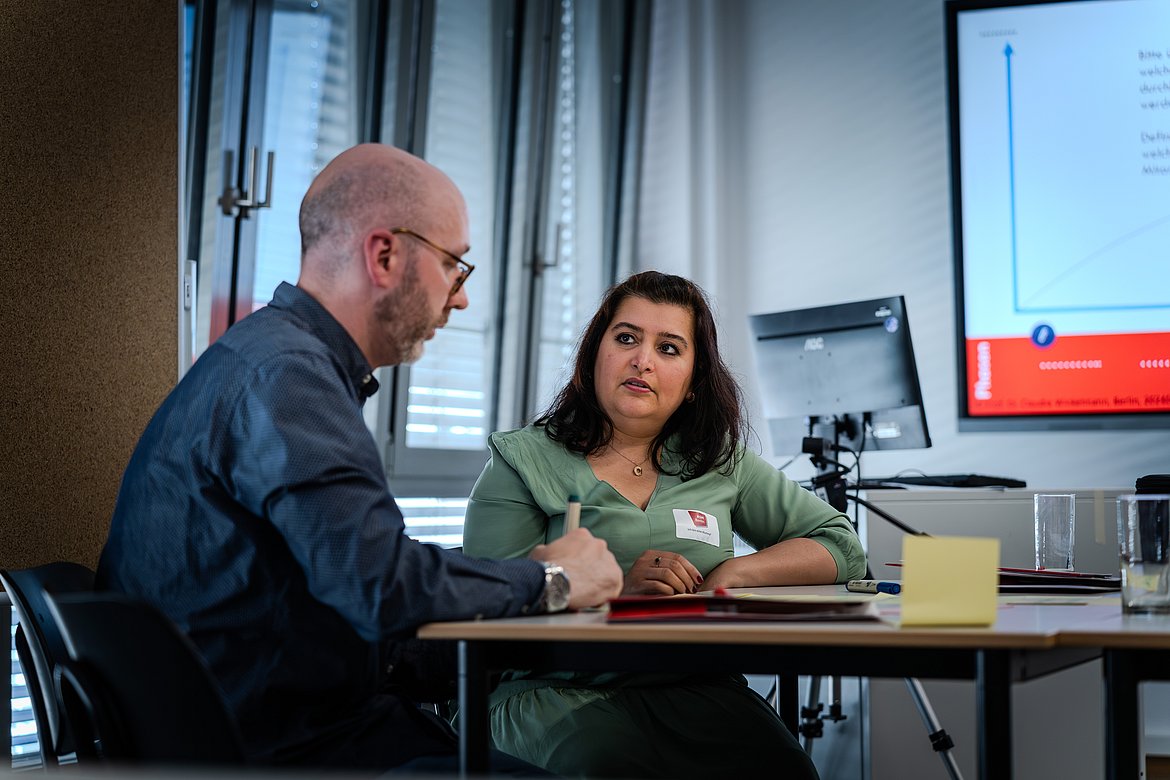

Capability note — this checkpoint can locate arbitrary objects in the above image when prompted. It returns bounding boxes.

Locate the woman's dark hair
[535,270,746,479]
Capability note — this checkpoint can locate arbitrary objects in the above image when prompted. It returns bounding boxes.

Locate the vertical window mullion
[605,0,652,283]
[183,0,218,374]
[386,0,438,471]
[196,0,259,353]
[485,0,528,438]
[227,0,273,327]
[531,0,579,416]
[511,0,558,425]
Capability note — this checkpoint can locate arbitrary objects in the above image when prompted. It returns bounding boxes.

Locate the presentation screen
[947,0,1170,430]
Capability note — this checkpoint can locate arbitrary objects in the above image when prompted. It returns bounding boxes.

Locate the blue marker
[846,579,901,595]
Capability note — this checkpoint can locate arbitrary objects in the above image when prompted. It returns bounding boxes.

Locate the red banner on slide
[965,332,1170,415]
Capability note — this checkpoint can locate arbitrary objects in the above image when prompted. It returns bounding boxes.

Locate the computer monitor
[749,296,931,456]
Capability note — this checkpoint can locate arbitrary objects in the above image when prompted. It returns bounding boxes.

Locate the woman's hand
[699,539,841,591]
[622,550,703,595]
[697,557,745,591]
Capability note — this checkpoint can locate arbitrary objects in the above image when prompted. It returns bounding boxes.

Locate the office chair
[0,562,96,766]
[46,591,246,766]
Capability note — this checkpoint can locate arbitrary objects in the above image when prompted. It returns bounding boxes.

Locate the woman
[463,271,866,779]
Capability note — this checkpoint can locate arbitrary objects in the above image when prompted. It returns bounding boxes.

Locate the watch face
[544,565,570,612]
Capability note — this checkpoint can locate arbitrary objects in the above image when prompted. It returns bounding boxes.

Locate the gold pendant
[633,465,643,477]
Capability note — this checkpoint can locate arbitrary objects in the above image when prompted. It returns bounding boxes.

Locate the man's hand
[530,528,622,609]
[622,550,702,596]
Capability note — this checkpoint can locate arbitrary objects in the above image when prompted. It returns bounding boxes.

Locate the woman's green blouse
[464,424,866,582]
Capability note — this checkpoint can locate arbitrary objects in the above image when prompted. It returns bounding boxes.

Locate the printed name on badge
[672,508,720,546]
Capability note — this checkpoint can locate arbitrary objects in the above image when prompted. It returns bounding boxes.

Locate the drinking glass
[1118,494,1170,615]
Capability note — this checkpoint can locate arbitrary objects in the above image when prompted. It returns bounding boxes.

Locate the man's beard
[374,259,444,365]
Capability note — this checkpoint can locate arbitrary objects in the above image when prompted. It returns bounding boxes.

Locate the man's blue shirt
[97,282,544,765]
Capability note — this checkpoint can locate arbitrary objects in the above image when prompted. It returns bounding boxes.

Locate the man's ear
[364,230,401,289]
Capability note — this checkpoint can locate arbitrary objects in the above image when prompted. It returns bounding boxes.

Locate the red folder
[606,594,880,623]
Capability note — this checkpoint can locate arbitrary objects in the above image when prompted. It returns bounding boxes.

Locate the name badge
[672,509,720,547]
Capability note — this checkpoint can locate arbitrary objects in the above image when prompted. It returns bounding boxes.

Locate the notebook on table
[885,562,1121,594]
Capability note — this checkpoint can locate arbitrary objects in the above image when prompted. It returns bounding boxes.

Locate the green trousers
[487,675,819,780]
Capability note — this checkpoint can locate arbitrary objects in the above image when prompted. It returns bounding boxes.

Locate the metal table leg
[779,673,800,738]
[1104,649,1140,780]
[976,650,1012,780]
[458,640,490,777]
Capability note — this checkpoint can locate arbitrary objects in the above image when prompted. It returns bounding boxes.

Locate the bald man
[97,144,621,773]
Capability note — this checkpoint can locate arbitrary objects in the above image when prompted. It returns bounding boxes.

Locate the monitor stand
[804,416,859,515]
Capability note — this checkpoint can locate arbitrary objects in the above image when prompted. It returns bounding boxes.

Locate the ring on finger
[653,556,662,567]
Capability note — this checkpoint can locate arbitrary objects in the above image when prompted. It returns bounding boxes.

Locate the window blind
[10,614,39,766]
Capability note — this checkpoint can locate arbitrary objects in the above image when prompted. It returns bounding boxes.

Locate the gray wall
[651,0,1168,490]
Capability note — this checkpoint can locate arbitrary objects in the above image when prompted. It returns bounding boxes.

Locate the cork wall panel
[0,2,179,568]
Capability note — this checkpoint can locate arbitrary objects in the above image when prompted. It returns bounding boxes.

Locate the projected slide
[953,0,1170,417]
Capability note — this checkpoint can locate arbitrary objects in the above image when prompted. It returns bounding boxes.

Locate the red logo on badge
[688,511,708,527]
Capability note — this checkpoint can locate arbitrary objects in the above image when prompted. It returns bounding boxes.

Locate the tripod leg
[904,677,964,780]
[827,675,847,721]
[800,676,825,754]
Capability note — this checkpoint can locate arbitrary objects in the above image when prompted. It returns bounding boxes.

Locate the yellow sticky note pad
[900,535,1000,626]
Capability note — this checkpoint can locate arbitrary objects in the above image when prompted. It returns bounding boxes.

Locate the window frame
[182,0,649,504]
[375,0,501,498]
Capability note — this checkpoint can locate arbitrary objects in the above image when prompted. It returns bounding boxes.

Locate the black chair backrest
[0,562,95,764]
[46,592,246,766]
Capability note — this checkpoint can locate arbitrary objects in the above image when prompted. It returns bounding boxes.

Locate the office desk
[418,588,1100,779]
[1053,605,1170,780]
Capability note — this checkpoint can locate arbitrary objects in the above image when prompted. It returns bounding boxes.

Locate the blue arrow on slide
[1005,43,1020,313]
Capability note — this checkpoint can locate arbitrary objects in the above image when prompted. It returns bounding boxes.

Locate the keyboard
[864,473,1027,489]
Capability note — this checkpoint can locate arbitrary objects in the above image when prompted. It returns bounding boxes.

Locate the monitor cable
[845,493,930,537]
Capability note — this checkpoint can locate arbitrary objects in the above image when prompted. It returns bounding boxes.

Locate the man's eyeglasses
[388,227,475,295]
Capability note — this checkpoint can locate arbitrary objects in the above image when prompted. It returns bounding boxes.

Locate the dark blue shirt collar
[268,282,380,401]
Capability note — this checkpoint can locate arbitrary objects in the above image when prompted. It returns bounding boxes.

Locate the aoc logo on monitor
[804,337,825,351]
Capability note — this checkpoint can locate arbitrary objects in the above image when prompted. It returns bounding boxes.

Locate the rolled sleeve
[731,451,867,582]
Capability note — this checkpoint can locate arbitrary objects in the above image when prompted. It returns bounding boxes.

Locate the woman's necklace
[611,446,651,477]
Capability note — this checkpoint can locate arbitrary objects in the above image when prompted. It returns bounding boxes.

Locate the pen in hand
[846,579,901,595]
[563,494,581,535]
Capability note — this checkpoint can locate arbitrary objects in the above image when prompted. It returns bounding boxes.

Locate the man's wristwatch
[539,562,571,613]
